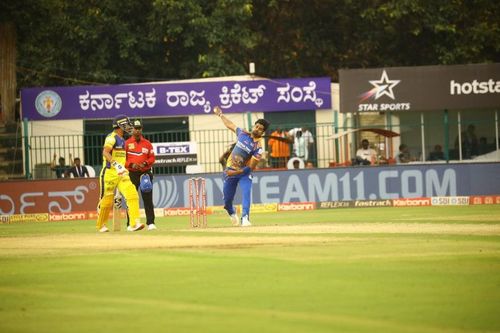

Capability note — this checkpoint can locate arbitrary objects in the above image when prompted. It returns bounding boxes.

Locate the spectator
[287,157,305,169]
[478,137,489,155]
[66,157,90,178]
[396,144,411,164]
[455,124,478,159]
[51,153,70,178]
[354,139,376,165]
[267,128,290,168]
[429,144,445,161]
[125,119,157,231]
[287,127,314,164]
[256,151,268,169]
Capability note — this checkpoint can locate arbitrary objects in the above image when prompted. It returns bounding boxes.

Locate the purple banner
[21,77,331,120]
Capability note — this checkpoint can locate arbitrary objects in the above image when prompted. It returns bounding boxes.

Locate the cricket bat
[112,191,123,232]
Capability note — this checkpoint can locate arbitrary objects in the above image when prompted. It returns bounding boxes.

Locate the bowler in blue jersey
[214,106,270,227]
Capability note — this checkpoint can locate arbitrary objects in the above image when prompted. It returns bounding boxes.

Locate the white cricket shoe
[147,224,157,231]
[99,226,109,233]
[241,215,252,227]
[127,223,145,232]
[229,213,239,226]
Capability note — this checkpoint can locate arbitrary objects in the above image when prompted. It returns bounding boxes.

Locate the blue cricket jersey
[226,128,263,170]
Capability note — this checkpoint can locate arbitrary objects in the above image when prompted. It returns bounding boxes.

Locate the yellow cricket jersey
[102,131,127,169]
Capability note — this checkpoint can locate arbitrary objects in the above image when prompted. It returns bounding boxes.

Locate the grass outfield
[0,206,499,333]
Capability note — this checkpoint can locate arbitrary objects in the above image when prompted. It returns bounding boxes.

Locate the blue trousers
[223,172,252,218]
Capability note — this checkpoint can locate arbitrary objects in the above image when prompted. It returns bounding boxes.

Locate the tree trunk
[0,22,17,124]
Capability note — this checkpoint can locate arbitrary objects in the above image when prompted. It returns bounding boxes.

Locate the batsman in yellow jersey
[96,114,145,232]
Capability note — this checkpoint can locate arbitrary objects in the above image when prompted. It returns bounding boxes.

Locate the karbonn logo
[393,198,431,207]
[164,208,191,216]
[450,79,500,95]
[49,213,87,221]
[278,203,315,211]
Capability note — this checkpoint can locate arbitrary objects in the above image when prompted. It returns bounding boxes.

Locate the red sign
[0,178,100,214]
[469,195,500,205]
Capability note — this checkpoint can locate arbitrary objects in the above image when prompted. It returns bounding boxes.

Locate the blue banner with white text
[151,163,500,208]
[21,77,331,120]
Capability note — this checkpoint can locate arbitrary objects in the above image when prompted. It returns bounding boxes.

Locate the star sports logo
[357,70,410,111]
[359,70,400,102]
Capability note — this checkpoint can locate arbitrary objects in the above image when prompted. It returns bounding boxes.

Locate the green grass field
[1,206,499,333]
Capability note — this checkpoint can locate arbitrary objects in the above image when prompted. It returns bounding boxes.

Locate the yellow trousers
[96,168,140,230]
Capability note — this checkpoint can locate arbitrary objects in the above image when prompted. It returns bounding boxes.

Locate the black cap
[133,119,143,128]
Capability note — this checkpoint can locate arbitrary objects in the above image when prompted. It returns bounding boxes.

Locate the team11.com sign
[152,142,198,166]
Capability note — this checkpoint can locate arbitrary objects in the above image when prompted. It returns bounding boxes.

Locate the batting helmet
[112,114,133,134]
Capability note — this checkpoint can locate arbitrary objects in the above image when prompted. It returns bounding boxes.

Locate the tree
[1,0,499,90]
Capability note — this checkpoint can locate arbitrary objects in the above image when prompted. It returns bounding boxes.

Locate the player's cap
[133,119,143,129]
[139,174,153,193]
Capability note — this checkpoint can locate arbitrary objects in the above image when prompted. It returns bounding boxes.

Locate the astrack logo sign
[450,79,500,95]
[358,70,411,112]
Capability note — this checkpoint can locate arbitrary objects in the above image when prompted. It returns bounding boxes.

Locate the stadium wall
[1,163,498,218]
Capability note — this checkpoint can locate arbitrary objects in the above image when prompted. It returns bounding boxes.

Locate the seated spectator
[287,157,305,169]
[429,144,445,161]
[353,139,376,165]
[67,157,90,178]
[396,144,411,164]
[51,153,70,178]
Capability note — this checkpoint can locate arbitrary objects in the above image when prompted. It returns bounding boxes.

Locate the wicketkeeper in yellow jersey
[96,114,145,232]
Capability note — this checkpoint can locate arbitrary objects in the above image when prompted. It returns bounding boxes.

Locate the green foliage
[1,0,498,88]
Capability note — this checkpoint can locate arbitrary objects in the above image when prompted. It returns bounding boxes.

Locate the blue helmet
[112,114,133,134]
[140,174,153,193]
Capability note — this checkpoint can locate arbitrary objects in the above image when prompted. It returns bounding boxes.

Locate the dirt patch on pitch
[1,223,498,256]
[0,234,340,256]
[200,223,500,236]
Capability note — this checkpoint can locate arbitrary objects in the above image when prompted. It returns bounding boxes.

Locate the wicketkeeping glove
[111,161,128,176]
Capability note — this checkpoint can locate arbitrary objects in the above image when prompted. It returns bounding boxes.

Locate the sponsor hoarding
[431,196,470,206]
[318,201,354,209]
[153,142,198,166]
[353,200,393,208]
[339,63,500,113]
[277,202,316,211]
[0,178,100,215]
[49,212,88,221]
[1,163,499,215]
[469,195,500,205]
[392,198,432,207]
